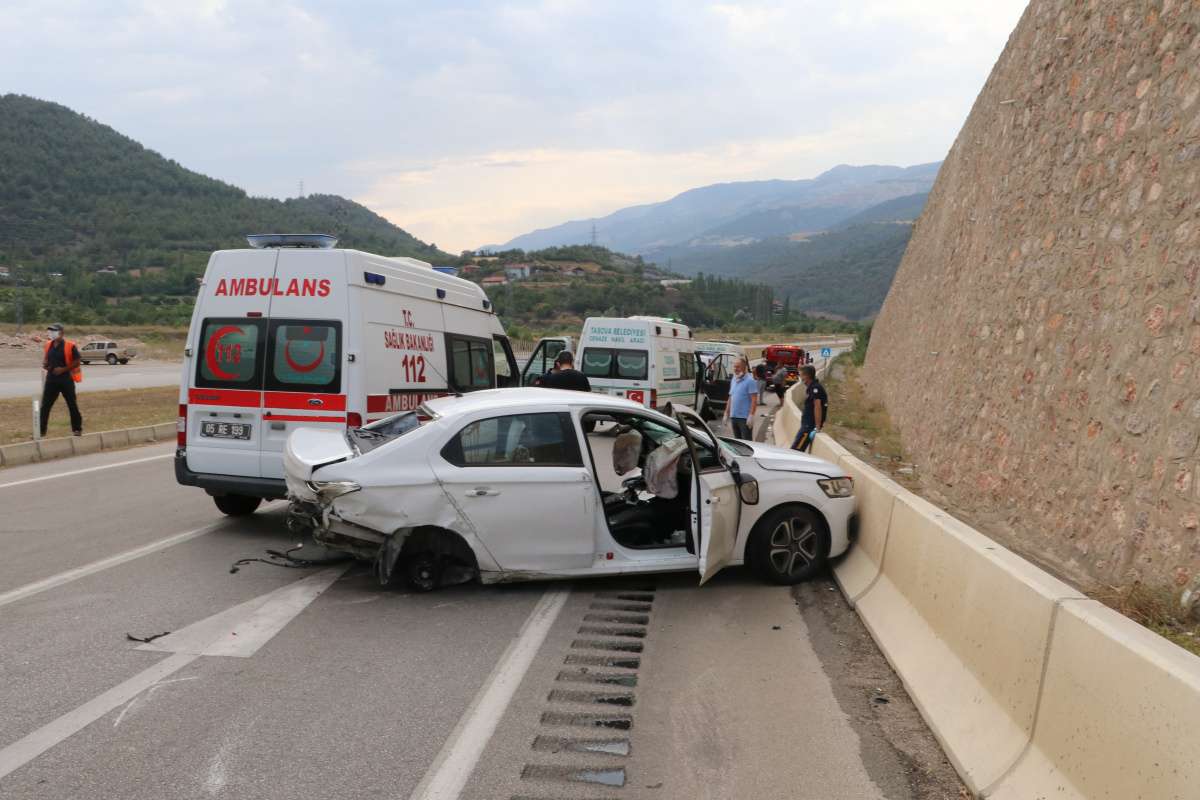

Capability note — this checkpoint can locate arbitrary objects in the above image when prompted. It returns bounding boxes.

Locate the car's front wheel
[746,505,829,585]
[213,494,262,516]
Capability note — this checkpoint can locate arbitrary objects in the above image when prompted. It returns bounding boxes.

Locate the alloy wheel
[768,516,819,578]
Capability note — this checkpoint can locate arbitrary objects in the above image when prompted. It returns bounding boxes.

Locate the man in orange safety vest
[41,323,83,437]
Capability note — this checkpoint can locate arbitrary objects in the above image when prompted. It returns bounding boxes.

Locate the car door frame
[673,406,742,584]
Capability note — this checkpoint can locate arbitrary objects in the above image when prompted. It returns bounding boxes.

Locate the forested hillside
[0,94,448,324]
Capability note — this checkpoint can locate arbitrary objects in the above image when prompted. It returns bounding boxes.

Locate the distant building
[568,267,586,278]
[505,264,532,280]
[96,266,118,275]
[481,275,508,287]
[0,266,9,280]
[48,272,64,279]
[660,279,692,287]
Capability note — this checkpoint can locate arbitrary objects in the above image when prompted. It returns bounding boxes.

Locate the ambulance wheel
[214,494,262,516]
[746,505,829,585]
[106,353,118,365]
[404,553,441,592]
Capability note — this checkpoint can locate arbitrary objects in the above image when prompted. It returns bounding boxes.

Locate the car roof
[423,388,653,418]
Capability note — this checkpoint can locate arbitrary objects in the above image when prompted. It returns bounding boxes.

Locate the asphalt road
[0,393,962,800]
[0,361,183,398]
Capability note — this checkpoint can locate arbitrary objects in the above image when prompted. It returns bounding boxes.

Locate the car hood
[284,428,355,483]
[738,440,839,476]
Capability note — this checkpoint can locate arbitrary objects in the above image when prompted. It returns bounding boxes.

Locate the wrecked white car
[284,388,857,591]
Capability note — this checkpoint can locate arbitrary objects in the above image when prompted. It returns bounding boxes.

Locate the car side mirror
[734,469,759,504]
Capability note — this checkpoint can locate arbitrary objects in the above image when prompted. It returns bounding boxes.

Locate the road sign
[820,347,832,358]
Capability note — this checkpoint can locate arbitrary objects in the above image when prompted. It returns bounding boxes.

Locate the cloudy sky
[3,0,1027,252]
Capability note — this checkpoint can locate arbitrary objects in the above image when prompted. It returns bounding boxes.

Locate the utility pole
[590,223,598,246]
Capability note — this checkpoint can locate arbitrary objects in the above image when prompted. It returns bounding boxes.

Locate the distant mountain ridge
[0,94,449,271]
[497,162,939,254]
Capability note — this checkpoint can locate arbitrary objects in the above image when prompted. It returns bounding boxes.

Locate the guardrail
[773,380,1200,798]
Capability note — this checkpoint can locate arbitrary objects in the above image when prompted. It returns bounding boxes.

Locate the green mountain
[0,94,447,273]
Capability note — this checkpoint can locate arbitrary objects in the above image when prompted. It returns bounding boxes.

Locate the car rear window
[195,318,266,389]
[266,320,341,392]
[581,348,649,380]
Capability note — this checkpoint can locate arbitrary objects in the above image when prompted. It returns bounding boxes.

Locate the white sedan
[283,388,857,591]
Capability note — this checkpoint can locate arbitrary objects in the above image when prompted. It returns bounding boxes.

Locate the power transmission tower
[298,180,305,198]
[590,223,598,246]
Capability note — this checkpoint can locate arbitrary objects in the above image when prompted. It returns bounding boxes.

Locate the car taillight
[346,412,363,428]
[177,403,187,447]
[650,389,658,409]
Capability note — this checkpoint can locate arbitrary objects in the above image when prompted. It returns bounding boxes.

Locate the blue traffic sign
[820,347,832,358]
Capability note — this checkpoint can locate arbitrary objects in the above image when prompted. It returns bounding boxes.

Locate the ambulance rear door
[258,249,351,480]
[185,250,278,478]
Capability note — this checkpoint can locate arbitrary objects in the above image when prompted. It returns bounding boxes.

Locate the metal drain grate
[548,689,635,707]
[556,670,638,687]
[563,653,641,670]
[532,735,631,756]
[593,592,655,602]
[521,764,626,787]
[577,625,647,639]
[583,613,650,626]
[570,639,644,653]
[540,711,633,730]
[589,601,653,613]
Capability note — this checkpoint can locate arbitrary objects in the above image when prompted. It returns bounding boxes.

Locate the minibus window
[581,348,613,377]
[265,320,341,392]
[195,318,265,389]
[615,351,648,380]
[680,352,696,381]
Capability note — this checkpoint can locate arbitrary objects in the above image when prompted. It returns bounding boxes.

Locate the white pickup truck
[79,340,136,365]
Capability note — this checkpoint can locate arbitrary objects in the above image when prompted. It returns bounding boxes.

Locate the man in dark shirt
[41,323,83,437]
[538,350,591,392]
[791,365,827,452]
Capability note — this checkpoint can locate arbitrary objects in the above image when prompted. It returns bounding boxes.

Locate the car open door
[521,337,572,386]
[674,406,741,585]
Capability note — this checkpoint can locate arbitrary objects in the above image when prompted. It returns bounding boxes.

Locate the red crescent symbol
[284,341,325,373]
[205,325,244,380]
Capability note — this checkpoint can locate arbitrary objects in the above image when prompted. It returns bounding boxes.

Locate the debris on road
[125,631,170,644]
[229,543,353,574]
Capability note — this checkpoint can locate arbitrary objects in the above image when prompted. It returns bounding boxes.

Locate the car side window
[441,412,582,467]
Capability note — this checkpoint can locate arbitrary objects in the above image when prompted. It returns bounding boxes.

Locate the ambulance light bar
[246,234,338,249]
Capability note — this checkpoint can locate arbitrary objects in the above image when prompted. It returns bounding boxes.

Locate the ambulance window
[266,320,342,392]
[615,350,648,380]
[581,348,613,377]
[195,318,265,389]
[448,336,493,391]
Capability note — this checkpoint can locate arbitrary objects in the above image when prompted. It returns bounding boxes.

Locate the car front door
[432,411,596,571]
[521,338,569,386]
[674,407,741,584]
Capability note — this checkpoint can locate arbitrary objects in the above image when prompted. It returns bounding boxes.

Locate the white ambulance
[572,316,700,410]
[175,234,520,516]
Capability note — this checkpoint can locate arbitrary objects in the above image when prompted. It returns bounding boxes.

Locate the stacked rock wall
[866,0,1200,590]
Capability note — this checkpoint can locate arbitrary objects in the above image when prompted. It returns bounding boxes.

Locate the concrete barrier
[0,421,174,469]
[99,429,131,449]
[152,422,175,440]
[36,437,75,461]
[72,432,102,456]
[127,424,157,444]
[855,492,1086,792]
[987,599,1200,799]
[2,441,39,466]
[827,449,901,604]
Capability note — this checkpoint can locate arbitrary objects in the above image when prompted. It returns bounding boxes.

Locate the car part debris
[126,631,170,643]
[229,543,353,574]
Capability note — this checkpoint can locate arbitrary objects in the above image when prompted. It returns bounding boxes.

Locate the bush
[851,323,872,365]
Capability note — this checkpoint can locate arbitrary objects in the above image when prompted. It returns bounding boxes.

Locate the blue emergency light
[364,272,386,286]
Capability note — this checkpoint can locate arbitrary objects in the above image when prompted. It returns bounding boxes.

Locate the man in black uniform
[538,350,591,392]
[41,323,84,437]
[791,365,827,453]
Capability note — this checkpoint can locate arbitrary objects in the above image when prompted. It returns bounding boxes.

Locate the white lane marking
[0,453,172,490]
[0,567,348,779]
[0,652,200,780]
[0,522,225,610]
[408,587,570,800]
[138,564,351,657]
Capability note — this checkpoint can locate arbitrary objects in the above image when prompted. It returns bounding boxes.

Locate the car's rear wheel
[106,353,117,365]
[747,505,829,585]
[213,494,262,516]
[404,553,441,592]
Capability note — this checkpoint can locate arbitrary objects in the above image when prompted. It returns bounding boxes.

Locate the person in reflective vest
[41,323,83,437]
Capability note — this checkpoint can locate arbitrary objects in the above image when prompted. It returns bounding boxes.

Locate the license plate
[200,421,252,440]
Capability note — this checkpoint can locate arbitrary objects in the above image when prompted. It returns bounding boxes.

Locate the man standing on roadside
[537,350,591,392]
[791,365,827,453]
[724,356,757,440]
[41,323,83,437]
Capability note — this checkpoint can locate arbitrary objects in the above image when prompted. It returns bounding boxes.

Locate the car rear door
[258,249,349,480]
[674,407,741,584]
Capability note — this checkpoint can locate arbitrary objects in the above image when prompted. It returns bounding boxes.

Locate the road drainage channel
[511,583,656,798]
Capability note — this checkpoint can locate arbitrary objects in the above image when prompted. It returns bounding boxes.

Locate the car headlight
[306,480,362,502]
[817,477,854,498]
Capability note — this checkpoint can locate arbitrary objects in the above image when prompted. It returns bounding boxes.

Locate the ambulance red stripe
[188,388,262,407]
[261,414,347,423]
[263,392,347,411]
